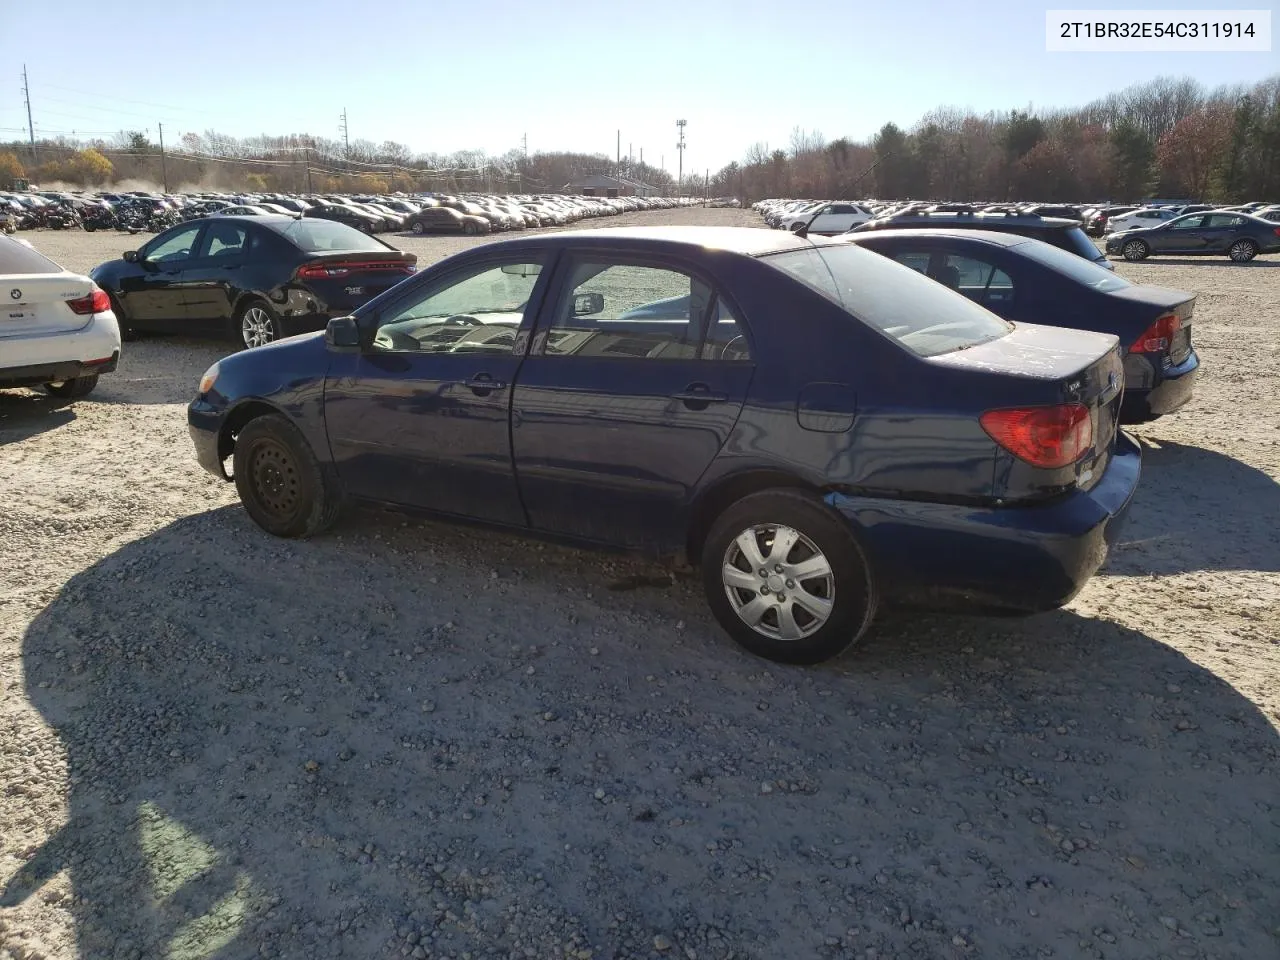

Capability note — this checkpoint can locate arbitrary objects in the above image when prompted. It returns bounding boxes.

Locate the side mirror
[325,315,361,351]
[572,292,604,317]
[123,250,139,263]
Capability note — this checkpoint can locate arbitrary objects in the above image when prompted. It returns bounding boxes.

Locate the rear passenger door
[511,253,755,550]
[181,220,256,333]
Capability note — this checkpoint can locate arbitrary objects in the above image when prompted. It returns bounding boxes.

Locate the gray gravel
[1,208,1278,960]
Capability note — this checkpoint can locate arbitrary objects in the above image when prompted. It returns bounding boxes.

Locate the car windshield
[0,235,61,274]
[762,242,1011,357]
[1011,238,1130,292]
[277,219,388,253]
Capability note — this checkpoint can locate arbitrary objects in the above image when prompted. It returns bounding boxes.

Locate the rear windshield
[0,235,61,274]
[1011,238,1131,292]
[1062,226,1105,261]
[762,243,1012,357]
[276,219,389,253]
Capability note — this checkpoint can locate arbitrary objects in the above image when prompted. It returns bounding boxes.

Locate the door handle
[464,374,508,394]
[671,383,729,404]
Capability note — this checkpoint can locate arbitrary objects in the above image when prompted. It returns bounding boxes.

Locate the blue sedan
[189,227,1140,664]
[844,229,1199,423]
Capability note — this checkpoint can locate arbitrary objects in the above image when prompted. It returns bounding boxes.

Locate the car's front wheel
[44,374,99,399]
[1228,238,1258,262]
[233,414,340,538]
[701,489,878,664]
[411,220,425,235]
[1122,239,1150,261]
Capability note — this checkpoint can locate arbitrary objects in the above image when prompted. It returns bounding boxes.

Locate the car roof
[866,212,1079,229]
[488,225,824,256]
[842,228,1030,247]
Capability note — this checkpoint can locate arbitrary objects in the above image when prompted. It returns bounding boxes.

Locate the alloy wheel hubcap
[722,524,834,641]
[1231,242,1251,260]
[242,307,275,348]
[1124,242,1143,257]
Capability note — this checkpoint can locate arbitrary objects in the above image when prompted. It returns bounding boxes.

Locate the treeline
[710,74,1280,203]
[1,128,678,197]
[3,74,1277,202]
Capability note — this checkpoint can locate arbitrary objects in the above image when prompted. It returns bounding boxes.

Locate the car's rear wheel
[463,221,478,236]
[235,300,283,350]
[1228,238,1258,262]
[700,489,878,664]
[411,221,425,235]
[44,374,98,399]
[1122,239,1150,261]
[233,414,340,538]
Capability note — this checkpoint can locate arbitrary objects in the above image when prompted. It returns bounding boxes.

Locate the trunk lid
[0,272,97,338]
[930,322,1124,497]
[1107,284,1195,365]
[294,251,416,314]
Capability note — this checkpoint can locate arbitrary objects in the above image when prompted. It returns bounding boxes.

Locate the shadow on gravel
[93,339,230,406]
[1116,257,1280,268]
[5,508,1279,960]
[1116,436,1280,574]
[0,391,76,443]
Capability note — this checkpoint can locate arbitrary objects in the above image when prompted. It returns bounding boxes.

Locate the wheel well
[218,400,281,464]
[685,471,819,564]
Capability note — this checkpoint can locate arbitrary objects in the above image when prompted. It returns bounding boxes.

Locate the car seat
[930,264,962,290]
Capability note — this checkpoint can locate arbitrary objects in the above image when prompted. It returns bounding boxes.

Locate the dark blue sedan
[844,229,1199,423]
[189,227,1140,664]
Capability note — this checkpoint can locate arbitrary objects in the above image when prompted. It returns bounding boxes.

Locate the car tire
[411,221,425,235]
[1122,239,1150,262]
[463,221,478,236]
[233,413,340,538]
[700,489,878,664]
[1228,239,1258,263]
[44,374,99,399]
[234,299,284,351]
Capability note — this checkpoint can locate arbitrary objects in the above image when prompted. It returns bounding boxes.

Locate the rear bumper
[827,431,1142,613]
[1121,350,1199,423]
[0,313,121,387]
[0,352,119,388]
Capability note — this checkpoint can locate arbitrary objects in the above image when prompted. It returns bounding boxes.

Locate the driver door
[322,254,551,524]
[116,222,206,329]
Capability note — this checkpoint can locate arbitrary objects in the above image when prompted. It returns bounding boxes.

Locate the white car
[1105,207,1180,234]
[0,235,120,399]
[781,202,876,234]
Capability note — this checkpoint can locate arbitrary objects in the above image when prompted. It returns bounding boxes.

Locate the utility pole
[522,132,528,158]
[339,109,350,171]
[305,141,313,193]
[676,119,686,195]
[22,64,35,160]
[157,122,169,193]
[705,167,709,205]
[616,129,620,166]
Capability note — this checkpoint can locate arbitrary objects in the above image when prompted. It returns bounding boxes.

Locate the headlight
[198,362,220,395]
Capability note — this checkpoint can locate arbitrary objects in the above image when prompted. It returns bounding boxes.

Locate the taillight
[1129,313,1180,353]
[980,404,1093,469]
[1273,227,1280,237]
[67,288,111,315]
[296,260,414,280]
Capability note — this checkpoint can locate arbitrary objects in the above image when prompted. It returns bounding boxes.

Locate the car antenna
[795,208,819,240]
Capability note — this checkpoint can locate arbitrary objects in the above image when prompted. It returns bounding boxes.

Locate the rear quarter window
[277,219,390,253]
[0,236,62,274]
[762,243,1011,358]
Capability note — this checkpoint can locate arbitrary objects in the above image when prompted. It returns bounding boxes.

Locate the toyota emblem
[9,289,20,301]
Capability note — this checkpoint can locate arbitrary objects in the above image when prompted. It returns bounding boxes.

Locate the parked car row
[3,189,702,237]
[754,197,1280,264]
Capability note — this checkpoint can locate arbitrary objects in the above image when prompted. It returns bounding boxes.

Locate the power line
[35,81,190,113]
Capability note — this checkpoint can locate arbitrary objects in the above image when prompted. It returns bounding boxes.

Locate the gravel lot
[1,207,1277,960]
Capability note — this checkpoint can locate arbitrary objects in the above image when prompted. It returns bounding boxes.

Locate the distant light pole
[676,119,686,195]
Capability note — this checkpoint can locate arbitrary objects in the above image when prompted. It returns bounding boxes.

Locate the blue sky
[2,0,1275,173]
